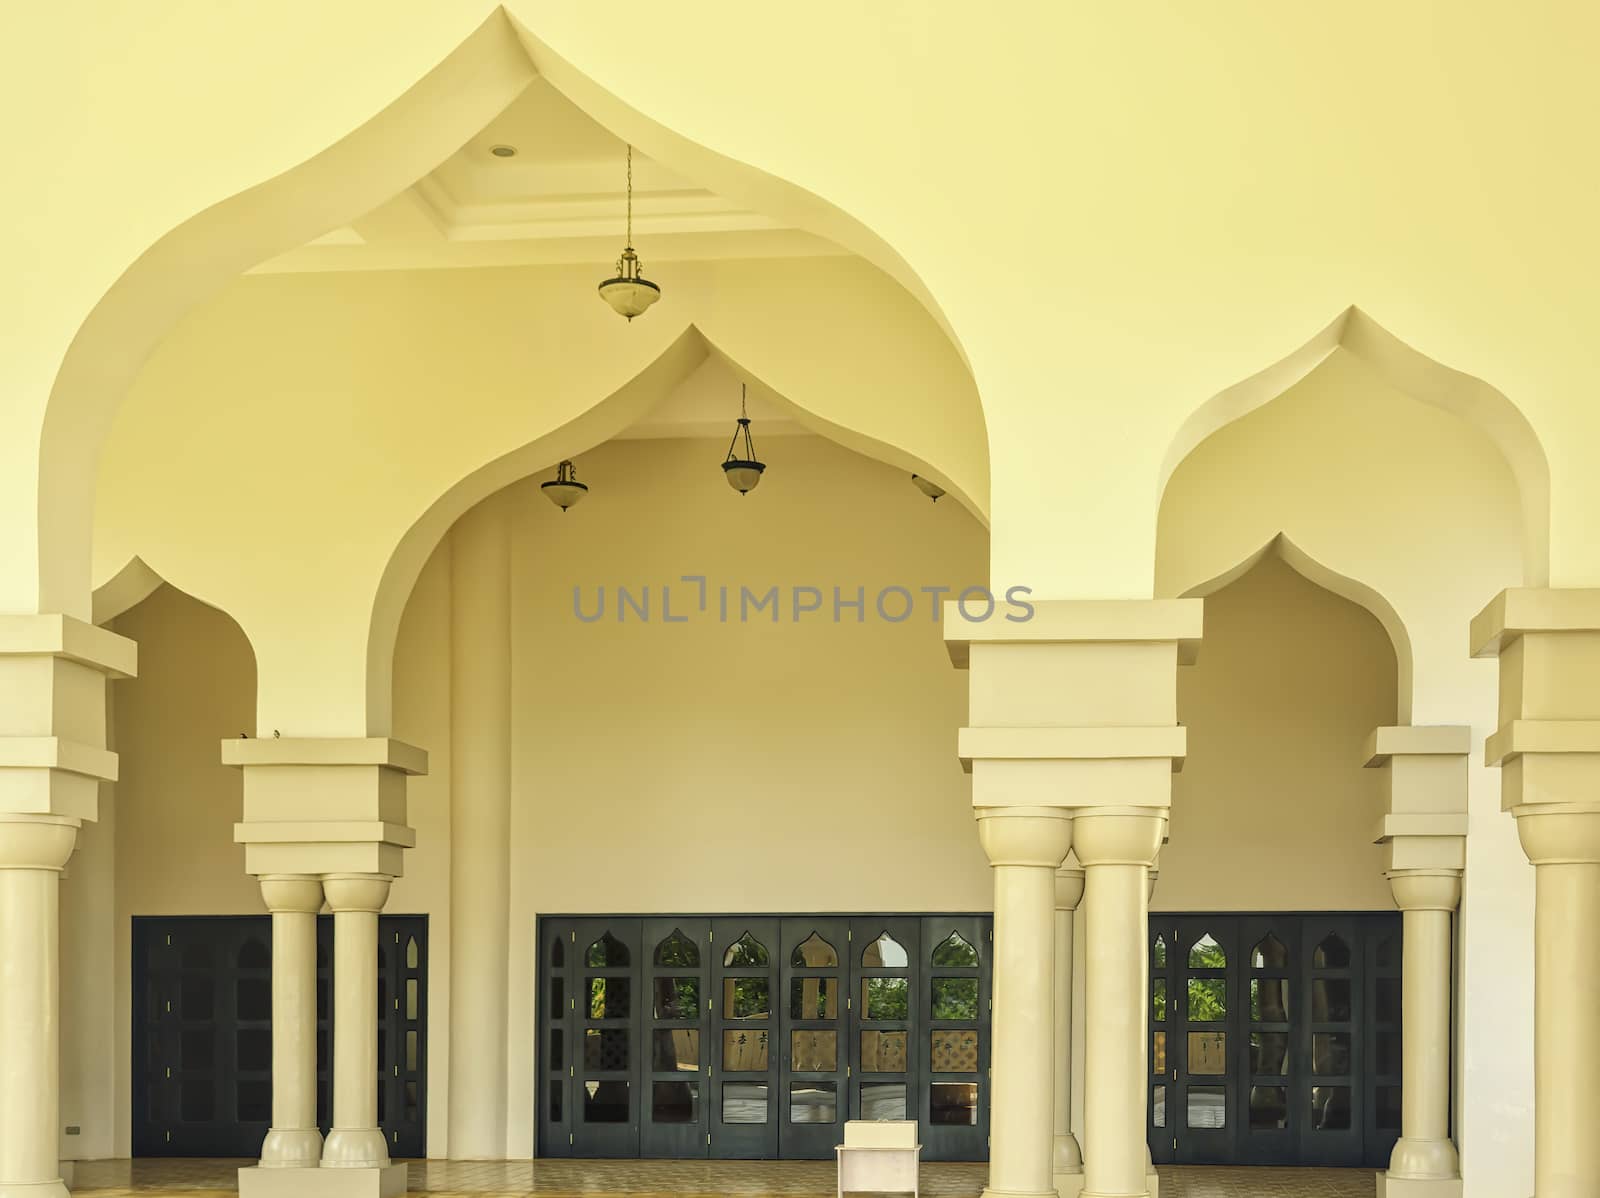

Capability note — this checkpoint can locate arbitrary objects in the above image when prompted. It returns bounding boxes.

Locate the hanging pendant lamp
[541,460,588,511]
[597,145,661,320]
[911,474,945,502]
[721,384,766,494]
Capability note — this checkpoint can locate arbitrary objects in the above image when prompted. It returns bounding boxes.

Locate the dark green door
[920,915,989,1161]
[570,918,642,1157]
[710,918,781,1157]
[778,918,850,1158]
[641,919,711,1157]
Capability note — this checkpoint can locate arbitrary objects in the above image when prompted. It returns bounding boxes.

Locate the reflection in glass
[931,932,979,967]
[653,1080,699,1123]
[863,977,910,1021]
[930,1082,978,1125]
[652,1029,700,1072]
[1153,978,1167,1022]
[861,1083,907,1120]
[407,936,419,969]
[1189,934,1227,968]
[724,977,770,1020]
[1312,1033,1351,1075]
[1312,979,1352,1022]
[1188,978,1226,1021]
[932,978,979,1020]
[1250,1032,1288,1076]
[1313,933,1351,969]
[653,977,700,1020]
[1251,978,1290,1022]
[1311,1085,1352,1129]
[1153,1084,1166,1128]
[1251,934,1289,969]
[1187,1085,1226,1129]
[722,1081,768,1123]
[655,929,701,968]
[1153,1031,1166,1074]
[791,1081,838,1123]
[723,932,769,967]
[407,1029,418,1071]
[1188,1031,1227,1075]
[861,1030,908,1072]
[551,936,565,968]
[931,1030,979,1073]
[583,1079,629,1122]
[790,977,837,1020]
[862,932,910,969]
[589,977,631,1019]
[722,1029,770,1072]
[1377,977,1401,1024]
[1250,1085,1288,1130]
[1377,1085,1402,1131]
[585,933,630,968]
[790,933,839,968]
[584,1028,629,1071]
[406,978,418,1020]
[1377,1030,1402,1076]
[1154,936,1167,968]
[791,1030,838,1072]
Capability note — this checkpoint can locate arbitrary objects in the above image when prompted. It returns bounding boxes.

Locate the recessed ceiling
[254,79,843,275]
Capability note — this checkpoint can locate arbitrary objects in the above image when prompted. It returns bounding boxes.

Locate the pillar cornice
[1055,862,1086,911]
[1071,807,1166,869]
[0,813,79,871]
[322,873,393,913]
[1386,869,1462,912]
[258,874,324,914]
[977,807,1072,869]
[1367,725,1469,874]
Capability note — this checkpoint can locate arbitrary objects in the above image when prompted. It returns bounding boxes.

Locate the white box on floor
[836,1120,920,1198]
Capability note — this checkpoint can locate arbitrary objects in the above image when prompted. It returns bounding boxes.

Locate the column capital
[1512,802,1600,866]
[1055,862,1086,910]
[976,806,1071,868]
[321,873,392,913]
[1072,807,1166,868]
[0,813,79,871]
[258,874,324,914]
[1386,869,1462,912]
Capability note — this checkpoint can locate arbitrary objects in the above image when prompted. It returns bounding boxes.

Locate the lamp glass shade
[541,480,588,511]
[722,461,766,494]
[597,277,661,320]
[911,474,946,501]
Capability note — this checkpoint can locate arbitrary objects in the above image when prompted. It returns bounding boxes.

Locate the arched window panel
[1153,935,1167,968]
[586,931,631,968]
[655,928,701,968]
[1251,935,1288,970]
[862,932,908,969]
[1313,933,1351,970]
[550,935,565,969]
[1188,933,1226,969]
[723,932,769,968]
[930,931,979,968]
[790,932,838,969]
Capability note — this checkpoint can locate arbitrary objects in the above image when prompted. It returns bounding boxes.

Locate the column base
[321,1127,391,1169]
[261,1127,325,1169]
[0,1181,71,1198]
[1375,1173,1461,1198]
[239,1164,407,1198]
[1053,1169,1085,1198]
[1076,1173,1157,1198]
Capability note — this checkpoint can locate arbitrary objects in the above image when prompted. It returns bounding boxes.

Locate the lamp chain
[626,145,633,249]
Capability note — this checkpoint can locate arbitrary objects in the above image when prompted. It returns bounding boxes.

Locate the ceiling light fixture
[721,385,766,495]
[541,460,589,511]
[597,145,661,320]
[911,474,945,502]
[489,144,518,158]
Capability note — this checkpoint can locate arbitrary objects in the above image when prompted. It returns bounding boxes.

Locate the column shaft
[1401,908,1451,1144]
[0,868,63,1193]
[260,877,324,1168]
[1053,869,1085,1189]
[1534,861,1600,1197]
[322,875,392,1169]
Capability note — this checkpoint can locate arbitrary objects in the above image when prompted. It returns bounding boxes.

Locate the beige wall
[1156,554,1397,912]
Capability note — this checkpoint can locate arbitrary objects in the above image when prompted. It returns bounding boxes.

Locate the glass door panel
[778,918,850,1158]
[850,917,919,1127]
[1236,917,1298,1165]
[571,918,643,1157]
[641,918,710,1157]
[1148,928,1176,1165]
[1365,916,1404,1167]
[1299,916,1363,1166]
[710,917,780,1158]
[1172,916,1238,1164]
[537,920,575,1156]
[920,916,989,1161]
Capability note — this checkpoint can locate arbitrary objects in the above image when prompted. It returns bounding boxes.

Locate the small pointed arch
[1188,933,1227,969]
[1153,935,1168,968]
[655,928,701,968]
[790,932,838,969]
[406,935,420,970]
[931,931,979,968]
[585,932,630,968]
[722,932,769,968]
[1251,935,1288,970]
[238,937,270,969]
[550,935,565,969]
[1313,933,1352,969]
[1157,306,1548,584]
[862,931,909,969]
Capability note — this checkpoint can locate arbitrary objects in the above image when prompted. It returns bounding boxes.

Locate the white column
[447,499,512,1159]
[0,816,78,1198]
[322,874,392,1169]
[259,876,325,1168]
[1076,808,1165,1198]
[1053,864,1086,1195]
[979,807,1073,1198]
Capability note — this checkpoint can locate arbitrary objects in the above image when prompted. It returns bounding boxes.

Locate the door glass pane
[549,1079,563,1122]
[1153,936,1167,968]
[406,1029,418,1071]
[931,932,979,967]
[1377,1085,1402,1131]
[584,1028,629,1070]
[722,1081,768,1123]
[1313,934,1351,969]
[652,1080,699,1123]
[653,977,700,1020]
[1251,978,1290,1022]
[1377,977,1401,1023]
[1251,935,1288,968]
[406,978,418,1020]
[1311,1085,1351,1129]
[1250,1032,1288,1076]
[723,977,770,1020]
[1377,1030,1402,1075]
[790,933,839,968]
[930,1082,977,1125]
[1153,1084,1166,1128]
[1312,979,1352,1022]
[1312,1033,1351,1075]
[1376,935,1399,969]
[791,1030,838,1072]
[181,1080,214,1122]
[862,932,909,968]
[236,1080,270,1122]
[237,978,270,1021]
[931,1030,978,1072]
[861,1030,908,1072]
[1152,978,1166,1022]
[1187,1085,1226,1128]
[931,978,978,1020]
[583,1079,629,1122]
[549,1028,563,1072]
[1189,934,1227,968]
[1188,1031,1227,1075]
[181,1029,214,1069]
[790,1081,837,1123]
[862,977,909,1021]
[861,1082,907,1119]
[653,1029,700,1072]
[655,929,701,967]
[789,977,837,1020]
[407,936,419,969]
[1188,978,1226,1020]
[1250,1085,1288,1129]
[181,978,213,1019]
[551,936,565,968]
[585,933,630,968]
[722,933,769,967]
[588,977,631,1019]
[722,1029,769,1071]
[237,1029,270,1071]
[551,976,564,1015]
[1153,1031,1166,1074]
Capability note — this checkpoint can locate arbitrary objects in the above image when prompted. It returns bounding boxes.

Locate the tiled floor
[70,1158,1376,1198]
